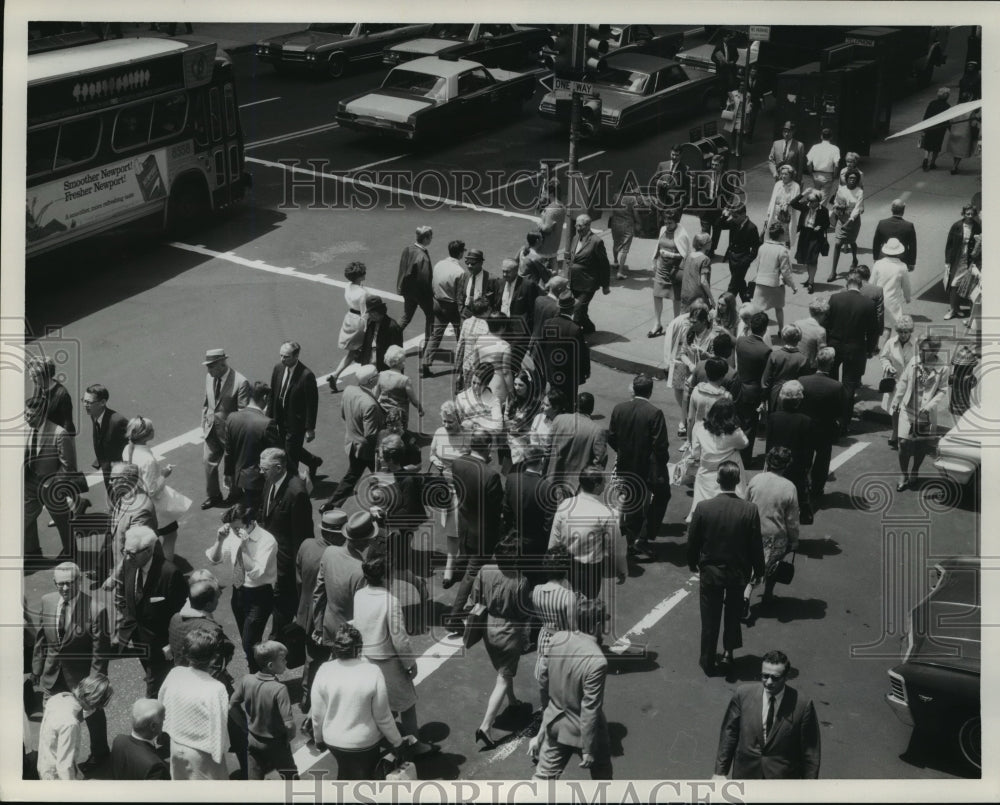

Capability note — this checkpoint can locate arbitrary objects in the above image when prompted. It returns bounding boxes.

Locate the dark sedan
[255,22,432,78]
[538,52,722,135]
[382,23,549,69]
[885,556,980,771]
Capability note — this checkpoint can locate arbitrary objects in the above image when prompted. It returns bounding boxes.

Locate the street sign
[554,77,594,95]
[748,25,771,42]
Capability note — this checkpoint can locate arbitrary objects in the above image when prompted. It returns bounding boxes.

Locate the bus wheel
[327,53,348,79]
[167,179,209,236]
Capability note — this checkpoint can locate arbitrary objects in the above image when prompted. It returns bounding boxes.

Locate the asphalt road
[20,26,981,782]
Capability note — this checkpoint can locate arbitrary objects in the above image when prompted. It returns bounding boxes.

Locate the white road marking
[246,156,539,222]
[489,151,607,195]
[245,121,341,150]
[239,96,280,109]
[829,441,870,472]
[345,153,410,173]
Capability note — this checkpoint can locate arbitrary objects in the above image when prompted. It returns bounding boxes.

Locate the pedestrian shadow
[815,490,857,511]
[626,563,646,579]
[587,331,629,347]
[413,750,466,780]
[755,595,827,624]
[418,720,451,744]
[606,649,659,676]
[645,538,689,569]
[607,722,628,757]
[793,536,843,559]
[898,726,979,779]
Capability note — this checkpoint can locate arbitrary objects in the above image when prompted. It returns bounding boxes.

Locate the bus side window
[56,117,102,167]
[113,103,153,151]
[150,93,188,141]
[27,127,59,177]
[191,91,208,146]
[209,87,222,143]
[223,84,237,137]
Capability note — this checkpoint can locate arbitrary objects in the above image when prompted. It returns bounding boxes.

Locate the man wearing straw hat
[201,348,250,510]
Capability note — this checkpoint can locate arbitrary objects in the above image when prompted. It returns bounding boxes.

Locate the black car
[382,23,549,69]
[255,22,432,78]
[885,556,980,770]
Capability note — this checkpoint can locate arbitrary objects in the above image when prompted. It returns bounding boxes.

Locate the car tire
[958,715,981,770]
[327,53,348,79]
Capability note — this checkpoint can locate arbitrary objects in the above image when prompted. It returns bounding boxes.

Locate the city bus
[26,37,251,257]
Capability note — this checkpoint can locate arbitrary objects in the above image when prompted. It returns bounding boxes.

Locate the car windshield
[307,24,356,35]
[382,69,448,99]
[428,23,474,40]
[595,67,649,94]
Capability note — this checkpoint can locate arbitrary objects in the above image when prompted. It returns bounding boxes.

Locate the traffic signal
[581,97,603,135]
[547,25,583,78]
[583,24,610,76]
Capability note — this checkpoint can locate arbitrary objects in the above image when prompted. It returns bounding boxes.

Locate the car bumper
[933,455,977,486]
[885,669,915,726]
[336,114,417,140]
[254,50,326,71]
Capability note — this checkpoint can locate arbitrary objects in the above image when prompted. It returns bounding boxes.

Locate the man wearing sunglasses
[713,649,821,779]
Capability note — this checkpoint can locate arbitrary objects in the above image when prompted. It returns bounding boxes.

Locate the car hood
[269,31,348,52]
[907,558,980,672]
[344,92,433,122]
[390,38,454,55]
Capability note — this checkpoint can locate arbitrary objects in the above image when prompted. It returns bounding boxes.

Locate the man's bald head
[188,579,220,612]
[131,698,165,740]
[124,525,158,555]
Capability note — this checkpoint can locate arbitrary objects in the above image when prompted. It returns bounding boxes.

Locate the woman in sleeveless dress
[329,261,371,392]
[649,211,691,335]
[376,345,423,431]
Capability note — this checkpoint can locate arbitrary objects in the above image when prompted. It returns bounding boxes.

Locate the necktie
[765,694,775,740]
[267,484,277,516]
[135,568,145,598]
[279,368,291,406]
[57,601,67,642]
[467,274,477,305]
[213,376,222,406]
[782,141,789,161]
[233,541,246,589]
[93,417,101,445]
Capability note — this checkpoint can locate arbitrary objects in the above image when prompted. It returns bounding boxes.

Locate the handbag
[462,603,488,649]
[818,237,830,257]
[878,375,897,394]
[772,552,796,585]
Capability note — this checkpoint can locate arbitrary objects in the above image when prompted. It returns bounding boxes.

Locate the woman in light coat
[763,164,801,251]
[870,239,913,337]
[687,398,748,522]
[751,221,799,333]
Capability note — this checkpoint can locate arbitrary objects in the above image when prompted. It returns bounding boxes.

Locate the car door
[455,67,502,125]
[656,64,699,118]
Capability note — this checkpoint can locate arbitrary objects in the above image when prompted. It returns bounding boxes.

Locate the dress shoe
[309,457,323,481]
[440,576,455,590]
[921,158,928,171]
[318,501,336,514]
[888,439,899,450]
[201,496,223,510]
[78,753,110,775]
[896,477,910,492]
[474,729,497,750]
[825,274,837,283]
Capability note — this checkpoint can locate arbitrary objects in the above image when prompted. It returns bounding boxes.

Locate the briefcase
[773,552,796,585]
[462,603,488,649]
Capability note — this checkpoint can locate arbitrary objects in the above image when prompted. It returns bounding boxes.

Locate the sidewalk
[586,61,981,425]
[115,21,303,54]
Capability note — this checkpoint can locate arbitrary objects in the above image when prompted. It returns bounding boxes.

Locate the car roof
[393,56,483,78]
[606,52,676,74]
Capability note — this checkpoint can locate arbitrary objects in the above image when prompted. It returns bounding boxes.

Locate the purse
[462,603,488,649]
[878,376,897,394]
[772,552,796,585]
[818,237,830,257]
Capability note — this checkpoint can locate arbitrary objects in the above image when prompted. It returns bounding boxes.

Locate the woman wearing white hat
[870,238,913,338]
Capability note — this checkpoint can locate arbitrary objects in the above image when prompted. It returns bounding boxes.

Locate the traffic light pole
[735,45,751,170]
[562,90,582,268]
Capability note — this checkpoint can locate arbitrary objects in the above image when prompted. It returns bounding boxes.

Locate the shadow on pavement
[793,537,843,559]
[608,722,628,757]
[759,595,827,624]
[898,726,980,779]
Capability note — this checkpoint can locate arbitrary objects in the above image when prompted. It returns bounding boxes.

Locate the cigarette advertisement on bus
[26,148,168,249]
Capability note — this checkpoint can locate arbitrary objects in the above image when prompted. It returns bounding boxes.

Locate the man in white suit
[201,348,250,510]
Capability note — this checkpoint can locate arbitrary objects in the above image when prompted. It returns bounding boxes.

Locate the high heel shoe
[441,576,455,590]
[475,729,497,750]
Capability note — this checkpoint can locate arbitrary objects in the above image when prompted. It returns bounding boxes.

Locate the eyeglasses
[123,547,151,558]
[760,672,786,681]
[54,581,76,588]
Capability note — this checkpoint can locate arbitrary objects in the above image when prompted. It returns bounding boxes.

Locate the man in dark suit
[165,577,235,674]
[607,374,670,554]
[529,275,569,371]
[718,205,760,301]
[201,348,251,509]
[735,311,773,464]
[266,341,320,478]
[798,348,845,501]
[259,447,314,639]
[872,199,917,271]
[494,258,540,369]
[854,264,885,337]
[767,121,807,183]
[529,598,613,780]
[397,225,434,345]
[713,649,821,779]
[825,274,879,434]
[23,398,87,561]
[82,384,128,489]
[687,462,764,677]
[446,429,504,632]
[351,296,404,373]
[111,699,170,780]
[28,356,75,434]
[567,214,611,334]
[114,526,187,697]
[537,291,591,409]
[32,561,111,771]
[654,144,690,214]
[322,365,385,511]
[223,380,279,505]
[456,249,495,319]
[547,392,607,493]
[502,444,557,560]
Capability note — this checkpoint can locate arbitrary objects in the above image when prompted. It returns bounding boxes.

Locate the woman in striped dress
[531,545,582,709]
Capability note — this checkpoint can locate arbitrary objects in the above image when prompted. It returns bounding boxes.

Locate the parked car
[934,405,983,488]
[254,22,432,77]
[337,57,536,142]
[885,556,980,770]
[382,23,549,69]
[607,24,685,59]
[538,52,721,135]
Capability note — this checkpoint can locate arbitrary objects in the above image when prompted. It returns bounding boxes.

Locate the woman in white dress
[529,388,568,463]
[429,401,470,588]
[828,168,864,280]
[472,315,514,407]
[870,239,913,338]
[329,261,371,392]
[123,416,192,561]
[764,164,801,252]
[879,314,915,449]
[454,297,492,392]
[662,302,713,439]
[455,363,504,438]
[687,398,748,522]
